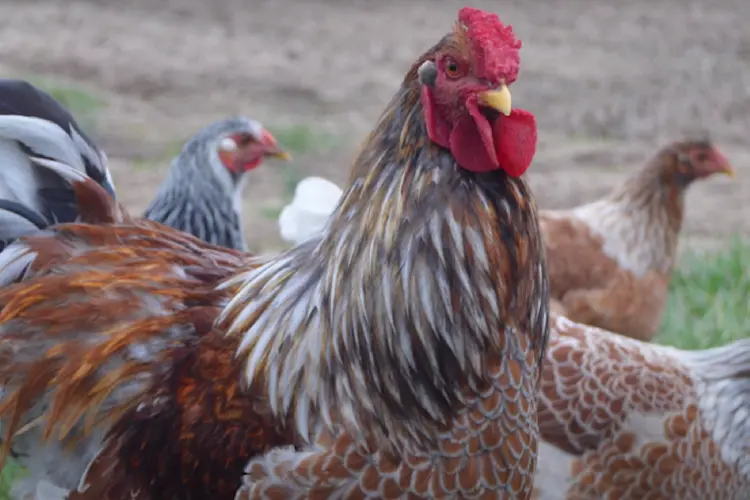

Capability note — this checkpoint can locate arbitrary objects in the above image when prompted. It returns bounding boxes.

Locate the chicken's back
[539,207,671,340]
[0,223,295,499]
[534,314,750,500]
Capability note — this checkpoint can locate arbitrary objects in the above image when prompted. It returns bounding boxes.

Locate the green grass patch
[0,458,26,500]
[256,123,338,222]
[657,237,750,350]
[25,77,106,136]
[267,124,340,155]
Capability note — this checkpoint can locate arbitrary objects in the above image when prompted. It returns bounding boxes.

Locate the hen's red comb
[457,7,522,84]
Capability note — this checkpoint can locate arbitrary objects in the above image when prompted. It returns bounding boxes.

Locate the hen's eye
[444,57,462,79]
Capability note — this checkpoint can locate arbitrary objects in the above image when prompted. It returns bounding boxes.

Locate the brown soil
[0,0,747,253]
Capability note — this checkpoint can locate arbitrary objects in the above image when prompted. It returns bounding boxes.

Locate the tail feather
[0,81,118,250]
[29,156,131,225]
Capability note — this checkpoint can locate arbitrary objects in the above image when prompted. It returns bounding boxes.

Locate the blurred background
[0,3,748,330]
[2,0,747,252]
[0,0,749,494]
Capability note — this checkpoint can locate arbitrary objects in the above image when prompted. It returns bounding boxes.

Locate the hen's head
[179,117,292,186]
[656,138,733,188]
[415,7,536,176]
[211,117,291,177]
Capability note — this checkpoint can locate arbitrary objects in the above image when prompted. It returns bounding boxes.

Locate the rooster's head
[415,7,536,177]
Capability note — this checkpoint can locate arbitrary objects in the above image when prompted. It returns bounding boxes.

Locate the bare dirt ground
[0,0,747,253]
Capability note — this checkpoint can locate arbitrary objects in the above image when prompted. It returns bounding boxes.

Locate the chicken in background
[144,117,291,250]
[277,176,342,245]
[0,79,291,252]
[0,7,548,499]
[541,139,733,341]
[533,313,750,499]
[0,79,116,251]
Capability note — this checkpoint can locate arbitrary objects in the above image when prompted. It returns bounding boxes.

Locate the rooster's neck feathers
[218,82,550,453]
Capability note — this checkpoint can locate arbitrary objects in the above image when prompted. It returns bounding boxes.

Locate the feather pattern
[0,79,114,252]
[143,117,277,251]
[221,46,549,496]
[220,82,549,455]
[533,314,750,499]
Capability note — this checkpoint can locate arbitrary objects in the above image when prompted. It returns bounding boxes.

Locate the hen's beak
[477,84,512,117]
[260,129,293,161]
[266,149,293,161]
[713,149,734,178]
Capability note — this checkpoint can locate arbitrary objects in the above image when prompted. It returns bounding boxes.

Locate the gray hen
[0,79,115,251]
[143,117,291,250]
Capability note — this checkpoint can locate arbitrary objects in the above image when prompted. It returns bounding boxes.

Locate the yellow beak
[477,84,512,117]
[722,165,735,178]
[268,150,293,161]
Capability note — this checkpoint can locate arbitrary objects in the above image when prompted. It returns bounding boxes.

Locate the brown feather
[533,314,750,499]
[540,139,729,340]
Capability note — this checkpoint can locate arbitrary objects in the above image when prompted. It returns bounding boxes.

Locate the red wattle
[420,86,451,149]
[494,109,537,178]
[449,114,498,173]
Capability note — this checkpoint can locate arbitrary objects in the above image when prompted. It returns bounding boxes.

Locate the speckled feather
[533,314,750,499]
[223,15,550,498]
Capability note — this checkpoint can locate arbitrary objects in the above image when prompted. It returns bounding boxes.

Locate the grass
[0,240,747,496]
[259,124,337,221]
[267,124,340,155]
[26,77,106,134]
[0,458,25,500]
[656,237,750,349]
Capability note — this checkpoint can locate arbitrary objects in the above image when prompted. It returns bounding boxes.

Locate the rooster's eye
[444,57,462,79]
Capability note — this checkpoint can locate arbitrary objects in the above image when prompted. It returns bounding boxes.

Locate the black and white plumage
[143,117,291,251]
[0,79,115,251]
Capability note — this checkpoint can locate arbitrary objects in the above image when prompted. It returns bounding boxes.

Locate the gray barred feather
[143,117,266,251]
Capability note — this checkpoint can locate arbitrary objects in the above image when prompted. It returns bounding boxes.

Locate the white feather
[278,177,342,245]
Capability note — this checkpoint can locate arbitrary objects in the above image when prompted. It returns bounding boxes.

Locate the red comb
[458,7,522,84]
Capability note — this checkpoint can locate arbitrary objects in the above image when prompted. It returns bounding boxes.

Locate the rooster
[0,79,115,251]
[0,6,548,500]
[540,139,733,341]
[143,117,291,250]
[533,313,750,499]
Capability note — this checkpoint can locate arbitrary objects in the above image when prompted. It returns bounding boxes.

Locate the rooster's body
[540,140,732,340]
[534,314,750,499]
[0,7,549,499]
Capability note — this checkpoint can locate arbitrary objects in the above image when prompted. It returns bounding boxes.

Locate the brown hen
[540,139,732,341]
[0,6,549,500]
[533,314,750,500]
